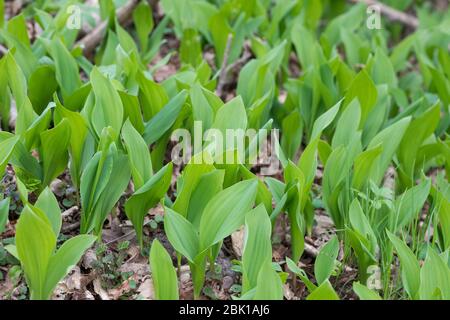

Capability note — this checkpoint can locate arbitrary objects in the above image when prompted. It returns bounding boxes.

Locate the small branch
[62,221,81,233]
[216,33,234,98]
[351,0,419,29]
[61,206,79,219]
[76,0,139,56]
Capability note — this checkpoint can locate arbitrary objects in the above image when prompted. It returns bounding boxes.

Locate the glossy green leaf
[125,163,172,247]
[150,239,179,300]
[199,179,258,250]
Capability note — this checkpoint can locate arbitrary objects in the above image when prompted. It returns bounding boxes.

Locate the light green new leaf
[199,179,258,250]
[133,1,154,52]
[310,99,342,140]
[90,67,124,140]
[35,187,61,237]
[367,117,411,185]
[394,179,431,230]
[143,90,187,145]
[173,152,215,218]
[0,197,9,234]
[307,280,339,300]
[40,119,71,186]
[190,83,214,130]
[45,38,81,98]
[138,71,168,121]
[332,99,361,148]
[353,282,382,300]
[286,257,317,292]
[150,239,179,300]
[122,119,153,189]
[0,135,19,175]
[16,206,56,300]
[242,205,272,293]
[398,103,441,186]
[352,144,383,190]
[315,235,339,285]
[28,65,58,114]
[419,248,450,300]
[164,207,199,263]
[44,234,96,299]
[253,262,283,300]
[186,169,224,229]
[125,163,172,247]
[212,95,248,133]
[54,97,88,188]
[344,69,377,127]
[386,230,420,299]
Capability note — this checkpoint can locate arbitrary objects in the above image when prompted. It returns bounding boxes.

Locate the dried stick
[216,33,234,98]
[76,0,139,56]
[351,0,419,29]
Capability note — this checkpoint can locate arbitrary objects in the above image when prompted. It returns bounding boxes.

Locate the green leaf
[190,83,215,130]
[133,1,154,52]
[281,110,303,160]
[307,280,339,300]
[397,103,441,187]
[353,282,382,300]
[242,205,272,293]
[386,230,420,299]
[122,119,153,189]
[138,71,168,121]
[0,135,19,175]
[186,169,224,229]
[44,235,96,299]
[40,119,71,186]
[211,95,248,133]
[419,247,450,300]
[367,117,411,185]
[28,65,58,114]
[45,38,81,98]
[352,144,383,190]
[253,262,283,300]
[150,239,179,300]
[0,197,9,234]
[164,207,199,263]
[143,90,187,145]
[172,152,215,218]
[315,235,339,285]
[310,99,342,139]
[286,257,317,293]
[394,179,431,230]
[16,205,56,300]
[125,163,172,247]
[180,28,201,66]
[54,97,89,188]
[199,179,258,250]
[90,67,124,140]
[34,188,61,237]
[332,99,361,148]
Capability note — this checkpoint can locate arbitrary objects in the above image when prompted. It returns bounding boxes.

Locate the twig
[105,228,136,245]
[216,33,234,98]
[351,0,419,29]
[62,221,81,233]
[61,206,79,219]
[304,242,319,257]
[225,49,252,74]
[76,0,139,56]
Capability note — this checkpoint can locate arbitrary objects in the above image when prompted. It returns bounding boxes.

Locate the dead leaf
[137,277,154,300]
[231,226,245,258]
[93,278,110,300]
